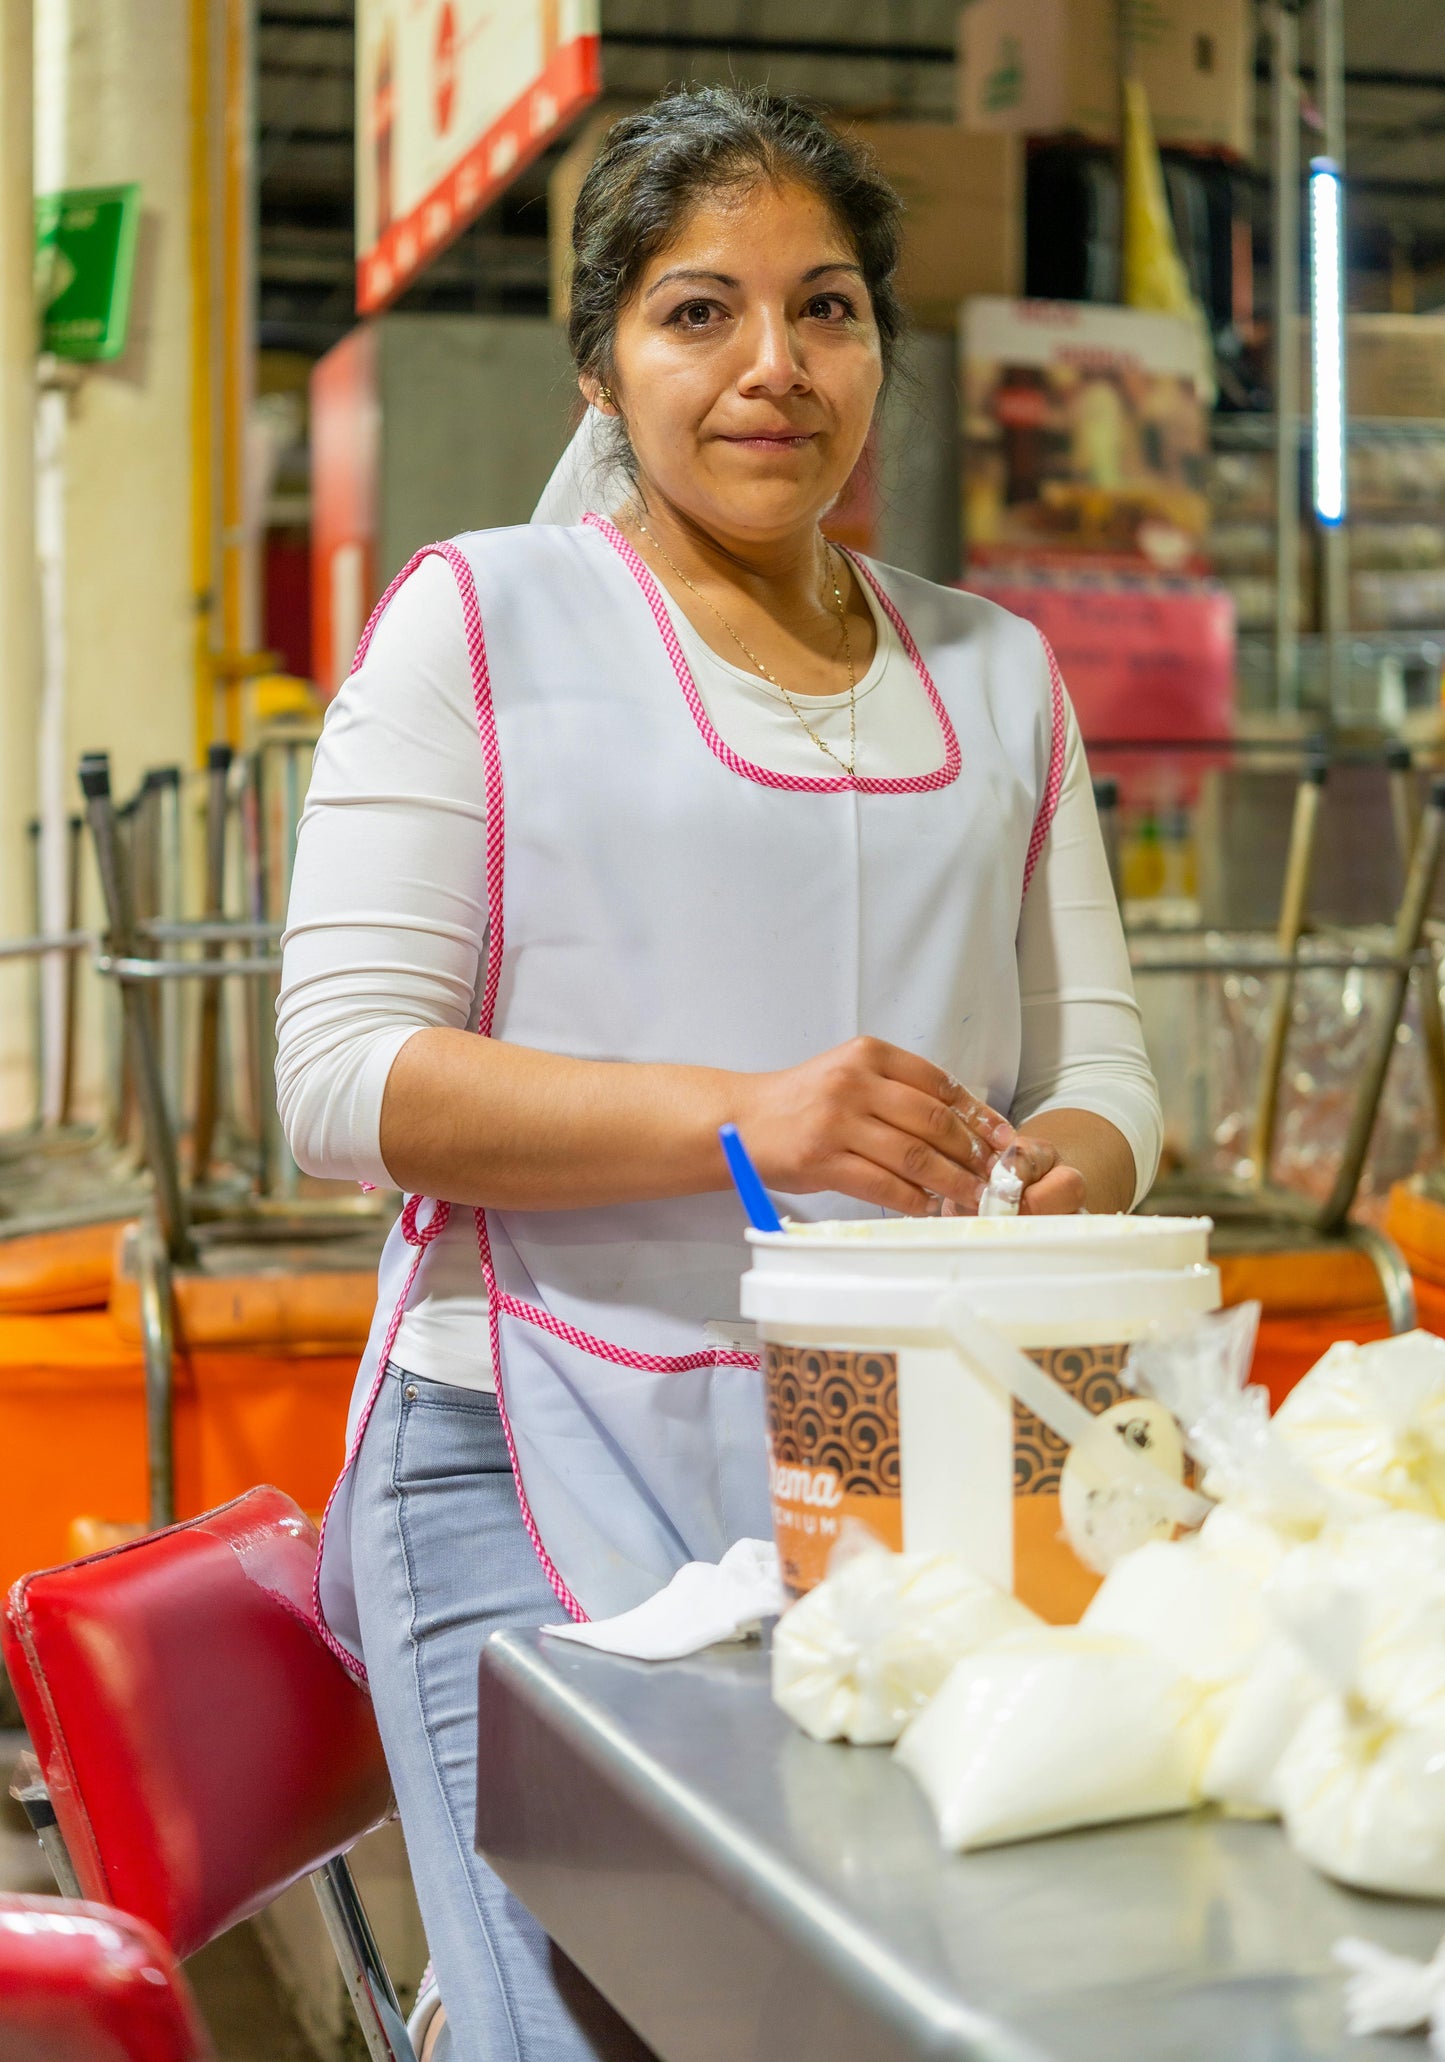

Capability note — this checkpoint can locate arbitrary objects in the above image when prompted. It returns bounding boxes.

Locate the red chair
[2,1486,415,2061]
[0,1891,212,2062]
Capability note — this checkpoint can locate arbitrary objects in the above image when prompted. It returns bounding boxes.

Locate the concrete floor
[1,1731,323,2060]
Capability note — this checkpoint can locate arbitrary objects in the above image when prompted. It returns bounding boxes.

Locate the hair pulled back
[567,85,906,410]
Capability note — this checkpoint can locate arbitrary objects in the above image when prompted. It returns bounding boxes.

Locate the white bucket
[740,1214,1219,1623]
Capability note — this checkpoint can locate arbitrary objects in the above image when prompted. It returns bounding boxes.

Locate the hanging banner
[356,0,601,316]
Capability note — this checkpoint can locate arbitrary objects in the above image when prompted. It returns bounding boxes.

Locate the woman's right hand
[729,1037,1016,1216]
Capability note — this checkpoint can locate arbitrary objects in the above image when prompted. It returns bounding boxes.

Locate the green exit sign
[34,182,140,361]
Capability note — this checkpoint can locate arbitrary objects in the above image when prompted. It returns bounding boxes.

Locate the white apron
[313,515,1065,1678]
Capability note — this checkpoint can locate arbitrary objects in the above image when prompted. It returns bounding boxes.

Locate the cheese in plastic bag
[1273,1331,1445,1519]
[1081,1535,1304,1814]
[893,1626,1196,1851]
[1199,1638,1323,1818]
[1083,1537,1269,1692]
[1269,1553,1445,1897]
[771,1546,1036,1745]
[1277,1693,1445,1899]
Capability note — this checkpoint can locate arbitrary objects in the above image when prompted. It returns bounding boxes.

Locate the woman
[279,87,1162,2062]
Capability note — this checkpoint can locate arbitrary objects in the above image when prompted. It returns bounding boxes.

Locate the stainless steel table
[476,1630,1445,2062]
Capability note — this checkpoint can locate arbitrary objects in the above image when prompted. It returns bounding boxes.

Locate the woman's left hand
[1009,1136,1087,1214]
[941,1134,1086,1215]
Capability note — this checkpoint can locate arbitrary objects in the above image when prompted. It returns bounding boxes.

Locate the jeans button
[403,1383,418,1401]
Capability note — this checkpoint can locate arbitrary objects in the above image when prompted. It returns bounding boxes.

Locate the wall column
[0,0,39,1125]
[60,0,196,804]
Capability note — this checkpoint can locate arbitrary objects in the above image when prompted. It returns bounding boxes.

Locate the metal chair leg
[192,743,233,1187]
[1250,745,1329,1187]
[1322,777,1445,1233]
[79,754,194,1264]
[9,1764,83,1901]
[134,1213,177,1530]
[1347,1222,1418,1336]
[150,767,185,1122]
[1387,742,1445,1157]
[59,812,83,1129]
[310,1854,419,2062]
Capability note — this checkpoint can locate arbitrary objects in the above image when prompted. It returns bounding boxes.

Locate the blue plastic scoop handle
[719,1124,784,1234]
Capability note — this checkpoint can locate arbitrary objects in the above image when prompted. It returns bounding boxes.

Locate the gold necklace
[629,513,858,778]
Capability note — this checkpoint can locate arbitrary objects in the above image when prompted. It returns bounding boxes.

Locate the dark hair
[568,86,906,410]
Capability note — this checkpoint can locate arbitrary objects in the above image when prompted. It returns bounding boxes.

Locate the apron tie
[401,1195,452,1247]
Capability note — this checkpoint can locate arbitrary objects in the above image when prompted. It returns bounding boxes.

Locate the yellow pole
[189,0,215,765]
[219,0,252,749]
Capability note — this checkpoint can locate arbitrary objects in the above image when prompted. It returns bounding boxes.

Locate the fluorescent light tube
[1310,156,1347,526]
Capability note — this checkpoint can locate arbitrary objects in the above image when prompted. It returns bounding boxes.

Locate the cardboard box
[958,0,1252,159]
[549,108,1022,329]
[1294,315,1445,424]
[843,123,1023,328]
[1345,316,1445,422]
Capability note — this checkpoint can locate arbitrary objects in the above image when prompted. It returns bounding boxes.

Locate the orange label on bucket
[765,1337,1139,1610]
[764,1344,902,1592]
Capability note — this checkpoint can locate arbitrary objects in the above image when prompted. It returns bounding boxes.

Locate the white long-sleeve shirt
[278,550,1162,1389]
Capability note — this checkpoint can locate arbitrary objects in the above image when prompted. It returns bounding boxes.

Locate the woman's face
[593,177,885,548]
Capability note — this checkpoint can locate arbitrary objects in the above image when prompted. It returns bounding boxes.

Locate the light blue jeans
[351,1365,657,2062]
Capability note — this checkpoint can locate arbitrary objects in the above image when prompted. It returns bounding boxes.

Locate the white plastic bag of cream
[1202,1513,1445,1822]
[1083,1536,1269,1690]
[893,1626,1196,1851]
[1269,1557,1445,1897]
[772,1544,1037,1745]
[1277,1682,1445,1898]
[1080,1536,1307,1813]
[1273,1331,1445,1520]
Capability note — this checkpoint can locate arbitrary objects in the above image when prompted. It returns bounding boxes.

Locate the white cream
[894,1626,1197,1851]
[978,1144,1025,1217]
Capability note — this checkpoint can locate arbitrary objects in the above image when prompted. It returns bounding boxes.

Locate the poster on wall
[356,0,601,315]
[961,297,1212,576]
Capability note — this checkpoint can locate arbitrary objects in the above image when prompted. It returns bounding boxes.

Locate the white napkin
[542,1539,785,1661]
[1333,1934,1445,2051]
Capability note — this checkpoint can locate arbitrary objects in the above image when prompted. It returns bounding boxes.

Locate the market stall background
[3,2,1445,2058]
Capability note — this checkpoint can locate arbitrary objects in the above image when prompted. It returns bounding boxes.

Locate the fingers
[869,1079,997,1179]
[828,1151,935,1217]
[864,1041,1014,1151]
[1009,1137,1058,1186]
[853,1118,989,1212]
[1018,1164,1087,1215]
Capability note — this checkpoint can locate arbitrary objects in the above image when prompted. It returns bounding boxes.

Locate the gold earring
[598,386,614,408]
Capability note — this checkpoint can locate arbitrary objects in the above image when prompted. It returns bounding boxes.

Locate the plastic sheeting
[1134,926,1442,1214]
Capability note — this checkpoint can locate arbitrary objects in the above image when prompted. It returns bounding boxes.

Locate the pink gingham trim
[311,541,580,1654]
[1022,632,1067,897]
[582,513,962,794]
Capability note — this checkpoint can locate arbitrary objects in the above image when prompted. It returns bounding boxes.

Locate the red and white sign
[356,0,601,316]
[310,324,379,697]
[964,569,1236,803]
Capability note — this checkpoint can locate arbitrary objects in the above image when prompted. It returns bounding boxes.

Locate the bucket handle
[933,1290,1211,1531]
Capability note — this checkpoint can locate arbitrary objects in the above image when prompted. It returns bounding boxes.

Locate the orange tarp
[0,1222,133,1315]
[109,1262,377,1352]
[1216,1246,1392,1412]
[0,1299,374,1594]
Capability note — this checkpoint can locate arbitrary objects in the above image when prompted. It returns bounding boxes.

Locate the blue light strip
[1310,156,1347,526]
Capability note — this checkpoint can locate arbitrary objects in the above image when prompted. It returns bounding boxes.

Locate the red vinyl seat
[1,1485,392,1961]
[0,1892,212,2062]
